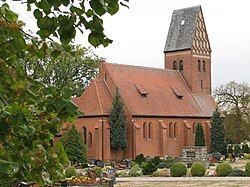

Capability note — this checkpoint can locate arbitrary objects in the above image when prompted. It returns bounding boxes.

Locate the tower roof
[164,5,201,52]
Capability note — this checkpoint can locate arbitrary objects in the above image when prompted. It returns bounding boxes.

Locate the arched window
[148,122,153,139]
[143,122,147,139]
[202,60,206,72]
[169,123,173,139]
[174,123,178,138]
[173,61,177,70]
[201,80,203,89]
[88,132,92,147]
[198,60,201,72]
[83,126,87,144]
[179,60,183,71]
[193,123,196,134]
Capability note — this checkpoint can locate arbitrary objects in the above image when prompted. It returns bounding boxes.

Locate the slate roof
[164,5,201,52]
[74,62,216,118]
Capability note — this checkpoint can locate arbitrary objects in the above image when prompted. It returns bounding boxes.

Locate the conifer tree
[195,123,205,146]
[62,125,87,164]
[210,109,227,154]
[110,87,127,154]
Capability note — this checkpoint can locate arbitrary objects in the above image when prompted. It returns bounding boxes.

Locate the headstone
[182,146,209,168]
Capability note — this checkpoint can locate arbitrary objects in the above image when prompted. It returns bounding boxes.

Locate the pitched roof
[105,63,216,117]
[164,5,201,52]
[72,79,112,116]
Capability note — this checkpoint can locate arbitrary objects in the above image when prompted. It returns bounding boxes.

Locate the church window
[148,122,153,139]
[174,123,178,138]
[179,60,183,71]
[201,80,203,89]
[198,60,201,72]
[88,132,92,147]
[203,60,206,72]
[143,122,147,139]
[169,123,173,139]
[173,61,177,70]
[193,123,196,134]
[83,126,87,144]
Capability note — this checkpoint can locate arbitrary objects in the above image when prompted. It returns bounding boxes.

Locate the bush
[117,169,130,177]
[242,144,250,154]
[234,144,241,155]
[227,145,234,154]
[170,162,187,177]
[94,166,102,177]
[190,162,206,177]
[151,168,170,177]
[216,162,232,176]
[228,169,246,176]
[245,162,250,176]
[151,156,162,166]
[244,153,250,159]
[134,154,146,165]
[55,141,69,166]
[141,161,157,175]
[65,167,76,178]
[129,164,143,177]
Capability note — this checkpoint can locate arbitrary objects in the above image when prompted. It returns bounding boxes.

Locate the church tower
[164,6,212,94]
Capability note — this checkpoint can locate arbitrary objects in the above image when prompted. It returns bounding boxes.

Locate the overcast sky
[9,0,250,89]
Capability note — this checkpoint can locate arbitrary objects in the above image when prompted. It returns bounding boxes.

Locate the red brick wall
[164,50,211,94]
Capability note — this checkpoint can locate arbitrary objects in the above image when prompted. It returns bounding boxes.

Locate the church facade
[66,5,216,161]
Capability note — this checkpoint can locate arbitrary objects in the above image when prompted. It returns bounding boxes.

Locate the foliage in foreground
[246,162,250,177]
[61,125,87,164]
[0,4,82,185]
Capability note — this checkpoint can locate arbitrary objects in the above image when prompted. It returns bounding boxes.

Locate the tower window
[88,132,92,147]
[169,122,173,139]
[179,60,183,71]
[104,73,107,81]
[174,123,178,138]
[201,80,203,89]
[198,60,201,72]
[173,61,177,70]
[143,122,147,139]
[83,126,87,144]
[203,60,206,72]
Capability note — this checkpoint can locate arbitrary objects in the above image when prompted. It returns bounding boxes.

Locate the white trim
[193,54,210,59]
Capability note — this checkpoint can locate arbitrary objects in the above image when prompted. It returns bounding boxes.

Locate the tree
[61,125,87,164]
[110,87,127,157]
[0,0,126,185]
[24,44,99,96]
[210,109,227,154]
[214,81,250,143]
[195,123,205,146]
[12,0,129,47]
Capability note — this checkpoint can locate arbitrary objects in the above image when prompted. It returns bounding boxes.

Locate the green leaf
[51,50,61,58]
[37,0,51,14]
[34,9,42,19]
[90,0,107,16]
[5,9,18,22]
[0,159,19,174]
[54,98,68,111]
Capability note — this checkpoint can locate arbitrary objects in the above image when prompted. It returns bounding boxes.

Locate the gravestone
[182,146,209,168]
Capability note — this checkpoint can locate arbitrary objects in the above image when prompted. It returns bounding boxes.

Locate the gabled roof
[74,62,216,118]
[104,63,216,117]
[164,5,201,52]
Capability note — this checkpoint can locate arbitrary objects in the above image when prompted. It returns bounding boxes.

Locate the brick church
[69,5,216,161]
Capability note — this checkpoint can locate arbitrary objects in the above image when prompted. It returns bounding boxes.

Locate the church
[68,5,216,162]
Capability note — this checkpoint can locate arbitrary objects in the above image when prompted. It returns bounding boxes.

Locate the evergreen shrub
[216,162,232,176]
[170,162,187,177]
[190,162,206,177]
[242,144,250,153]
[65,167,76,178]
[245,162,250,176]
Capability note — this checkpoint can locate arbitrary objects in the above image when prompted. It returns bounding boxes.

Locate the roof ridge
[104,62,177,73]
[173,5,201,12]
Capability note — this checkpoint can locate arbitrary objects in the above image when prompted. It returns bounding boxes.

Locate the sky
[8,0,250,89]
